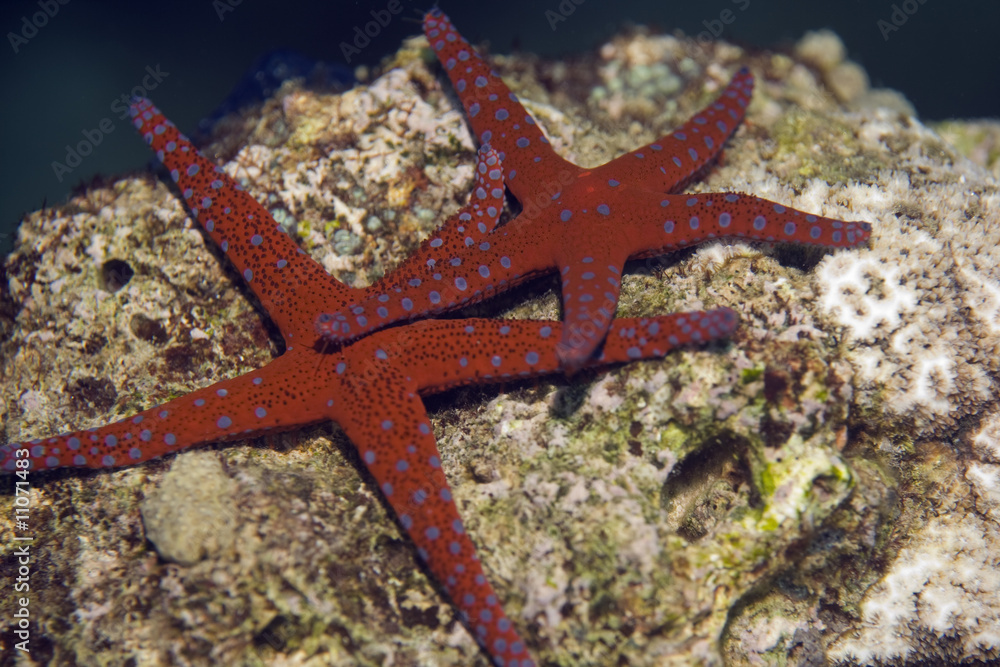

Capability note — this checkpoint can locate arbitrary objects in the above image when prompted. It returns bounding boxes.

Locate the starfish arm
[423,9,579,205]
[130,98,351,341]
[331,373,535,667]
[316,224,555,344]
[551,240,631,371]
[591,67,755,193]
[540,189,870,367]
[331,309,734,666]
[591,310,739,364]
[630,191,873,253]
[376,309,737,392]
[1,351,331,472]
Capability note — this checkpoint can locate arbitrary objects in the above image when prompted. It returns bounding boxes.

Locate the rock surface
[1,25,998,667]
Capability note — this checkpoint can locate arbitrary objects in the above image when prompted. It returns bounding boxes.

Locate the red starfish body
[315,10,872,372]
[2,99,739,666]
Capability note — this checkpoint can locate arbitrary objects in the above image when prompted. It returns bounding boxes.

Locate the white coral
[815,156,1000,429]
[831,409,1000,663]
[973,411,1000,463]
[818,254,917,341]
[831,513,1000,663]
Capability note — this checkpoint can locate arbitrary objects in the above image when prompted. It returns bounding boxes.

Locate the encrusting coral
[829,409,1000,664]
[817,169,999,431]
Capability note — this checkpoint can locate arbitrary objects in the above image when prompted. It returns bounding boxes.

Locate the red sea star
[1,98,737,666]
[315,9,872,372]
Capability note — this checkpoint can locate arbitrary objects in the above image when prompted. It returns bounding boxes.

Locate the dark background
[2,0,997,260]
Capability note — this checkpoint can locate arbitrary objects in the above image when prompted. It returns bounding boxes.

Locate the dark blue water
[1,0,997,259]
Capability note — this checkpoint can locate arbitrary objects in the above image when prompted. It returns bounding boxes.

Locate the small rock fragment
[141,452,237,566]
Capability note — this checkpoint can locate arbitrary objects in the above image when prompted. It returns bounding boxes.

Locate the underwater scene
[1,1,998,665]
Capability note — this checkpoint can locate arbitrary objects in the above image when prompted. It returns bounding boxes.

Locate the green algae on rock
[1,23,999,667]
[934,118,1000,179]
